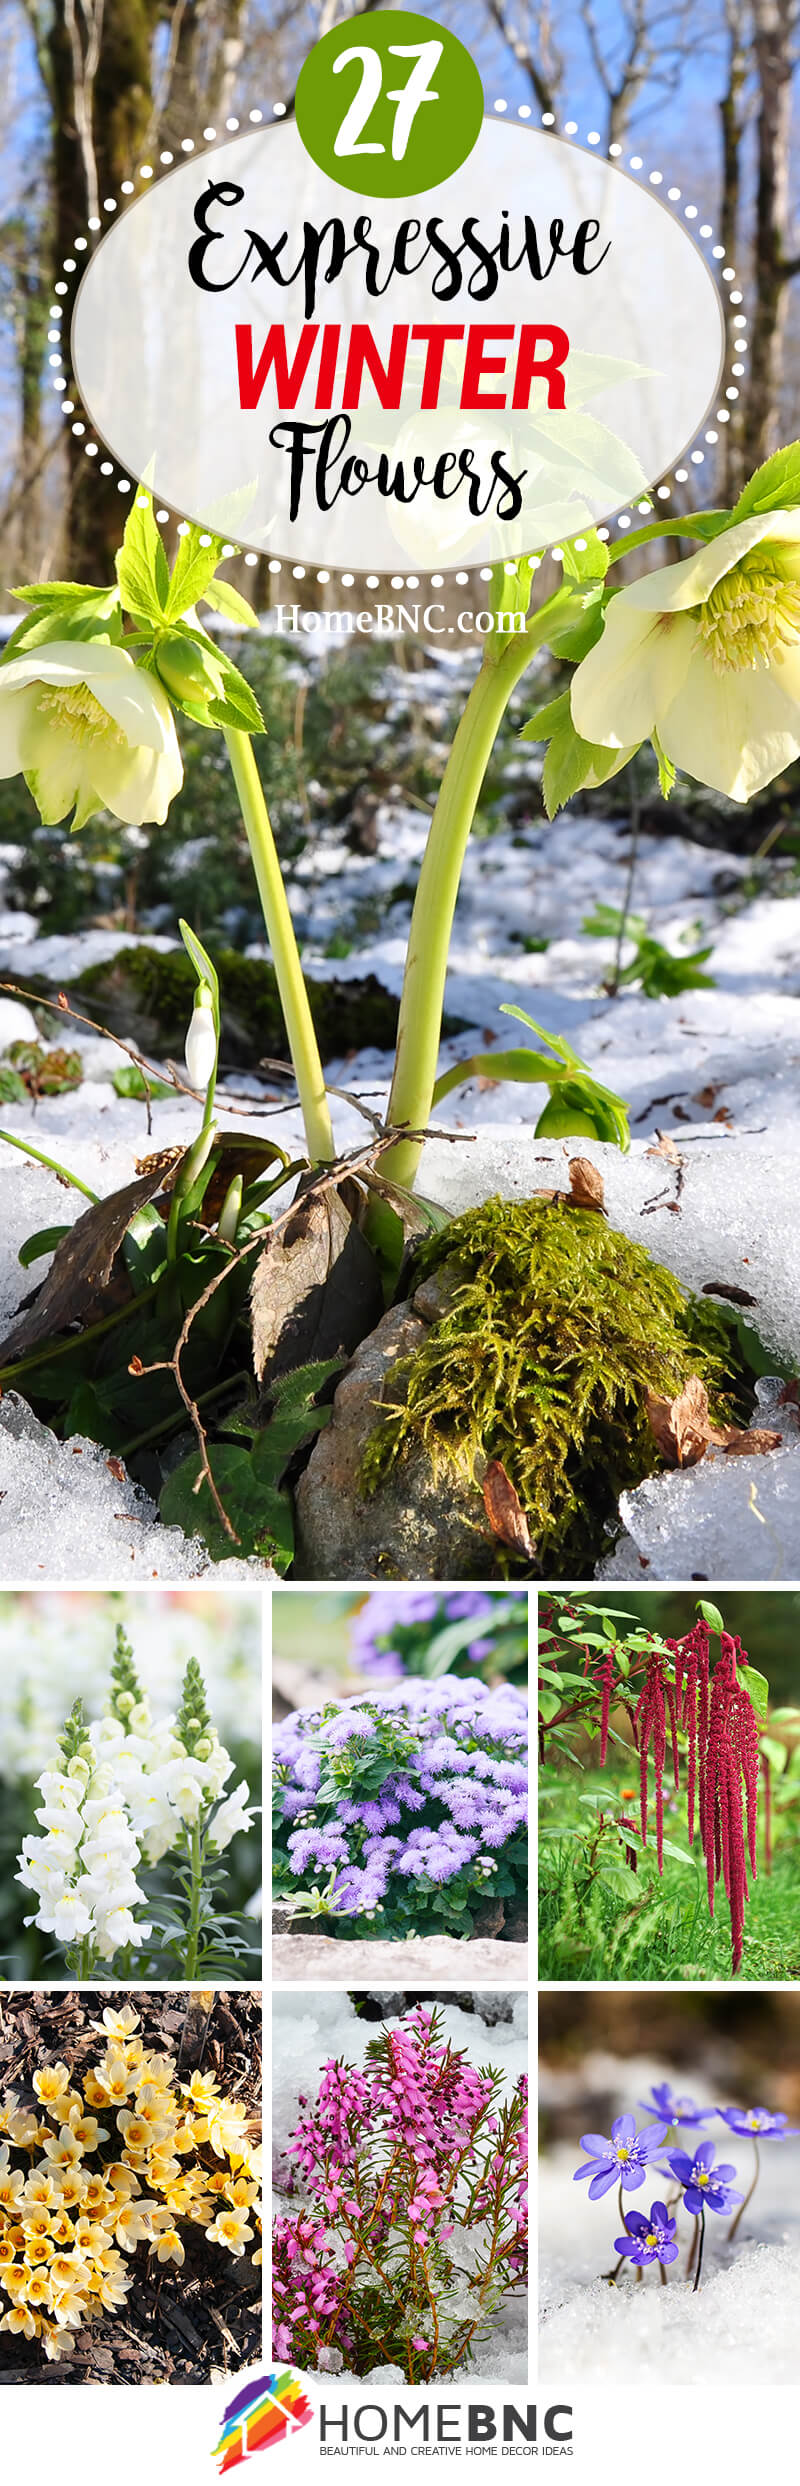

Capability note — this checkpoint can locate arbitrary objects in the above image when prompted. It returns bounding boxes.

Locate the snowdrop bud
[174,1119,217,1199]
[185,986,217,1092]
[217,1173,243,1244]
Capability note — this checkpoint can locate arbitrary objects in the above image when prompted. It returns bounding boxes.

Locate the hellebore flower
[668,2139,743,2215]
[614,2200,679,2266]
[574,2114,669,2200]
[0,639,183,829]
[638,2082,716,2128]
[570,510,800,801]
[717,2106,799,2140]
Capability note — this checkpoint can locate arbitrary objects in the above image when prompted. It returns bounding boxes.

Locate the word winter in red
[235,320,570,415]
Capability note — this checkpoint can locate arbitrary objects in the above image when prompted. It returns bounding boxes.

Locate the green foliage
[431,1007,630,1147]
[538,1770,800,1982]
[160,1359,339,1570]
[111,1063,173,1101]
[732,440,800,521]
[362,1195,750,1575]
[582,903,715,997]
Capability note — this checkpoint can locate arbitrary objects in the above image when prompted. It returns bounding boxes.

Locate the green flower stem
[223,727,334,1165]
[727,2138,759,2243]
[0,1126,99,1203]
[185,1822,202,1979]
[382,617,558,1192]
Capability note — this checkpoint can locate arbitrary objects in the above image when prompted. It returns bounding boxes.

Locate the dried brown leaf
[482,1459,535,1557]
[718,1426,782,1458]
[0,1167,170,1363]
[568,1157,606,1212]
[646,1132,683,1166]
[645,1374,712,1468]
[251,1178,383,1387]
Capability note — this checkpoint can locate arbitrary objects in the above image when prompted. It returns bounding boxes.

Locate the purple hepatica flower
[574,2114,669,2200]
[718,2106,799,2140]
[639,2081,717,2129]
[614,2201,679,2267]
[668,2139,743,2215]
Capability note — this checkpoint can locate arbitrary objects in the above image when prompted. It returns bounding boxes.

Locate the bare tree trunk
[718,0,749,501]
[483,0,561,119]
[154,0,248,152]
[743,0,797,477]
[43,0,162,580]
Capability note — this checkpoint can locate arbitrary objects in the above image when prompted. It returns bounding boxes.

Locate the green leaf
[738,1664,769,1721]
[112,1063,173,1101]
[698,1598,724,1635]
[652,727,676,801]
[18,1224,71,1268]
[116,493,169,626]
[179,918,220,1030]
[560,528,610,584]
[759,1735,787,1771]
[659,1838,697,1868]
[201,577,259,628]
[164,526,226,620]
[520,691,572,744]
[432,1046,560,1108]
[538,1689,562,1723]
[733,441,800,521]
[11,581,117,609]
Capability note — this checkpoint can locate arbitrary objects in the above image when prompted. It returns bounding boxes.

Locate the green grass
[538,1770,800,1983]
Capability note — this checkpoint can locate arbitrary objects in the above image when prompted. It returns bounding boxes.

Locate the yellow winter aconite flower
[0,2012,260,2364]
[570,509,800,802]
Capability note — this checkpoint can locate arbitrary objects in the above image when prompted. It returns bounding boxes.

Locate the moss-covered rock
[361,1194,751,1576]
[47,944,415,1068]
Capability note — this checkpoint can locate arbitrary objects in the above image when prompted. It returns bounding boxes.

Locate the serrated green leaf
[164,526,226,619]
[520,691,571,744]
[733,441,800,520]
[116,494,169,627]
[201,577,259,628]
[560,527,610,584]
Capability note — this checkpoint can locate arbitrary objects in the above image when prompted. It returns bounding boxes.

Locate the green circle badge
[295,11,484,199]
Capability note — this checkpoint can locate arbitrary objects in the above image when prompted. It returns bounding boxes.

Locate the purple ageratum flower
[638,2081,717,2128]
[717,2106,799,2140]
[574,2115,669,2199]
[614,2201,679,2267]
[668,2140,743,2215]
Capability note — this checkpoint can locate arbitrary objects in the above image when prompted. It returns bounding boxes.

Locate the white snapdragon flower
[161,1759,207,1825]
[0,640,183,830]
[51,1893,94,1943]
[208,1781,254,1852]
[93,1905,153,1960]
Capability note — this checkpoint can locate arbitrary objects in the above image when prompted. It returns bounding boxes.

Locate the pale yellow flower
[571,508,800,801]
[0,641,183,830]
[206,2206,253,2257]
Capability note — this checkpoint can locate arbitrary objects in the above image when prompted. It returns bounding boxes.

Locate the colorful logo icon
[213,2371,314,2469]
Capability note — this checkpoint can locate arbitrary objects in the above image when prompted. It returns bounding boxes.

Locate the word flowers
[574,2077,797,2293]
[272,1675,528,1940]
[17,1628,256,1980]
[273,2003,527,2381]
[0,2004,261,2364]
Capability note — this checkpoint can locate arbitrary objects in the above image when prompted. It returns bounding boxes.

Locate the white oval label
[72,120,724,575]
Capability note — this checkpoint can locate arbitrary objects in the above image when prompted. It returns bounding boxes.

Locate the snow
[272,1988,528,2384]
[0,1391,275,1581]
[0,723,797,1579]
[539,2053,800,2384]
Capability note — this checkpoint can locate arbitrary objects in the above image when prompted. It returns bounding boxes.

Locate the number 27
[332,40,443,163]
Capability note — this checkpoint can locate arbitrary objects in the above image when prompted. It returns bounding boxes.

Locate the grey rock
[294,1292,494,1581]
[271,1932,529,1983]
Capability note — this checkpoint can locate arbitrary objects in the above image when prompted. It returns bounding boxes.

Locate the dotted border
[49,99,746,592]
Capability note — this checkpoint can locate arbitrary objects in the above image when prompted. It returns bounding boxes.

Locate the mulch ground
[0,1986,262,2386]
